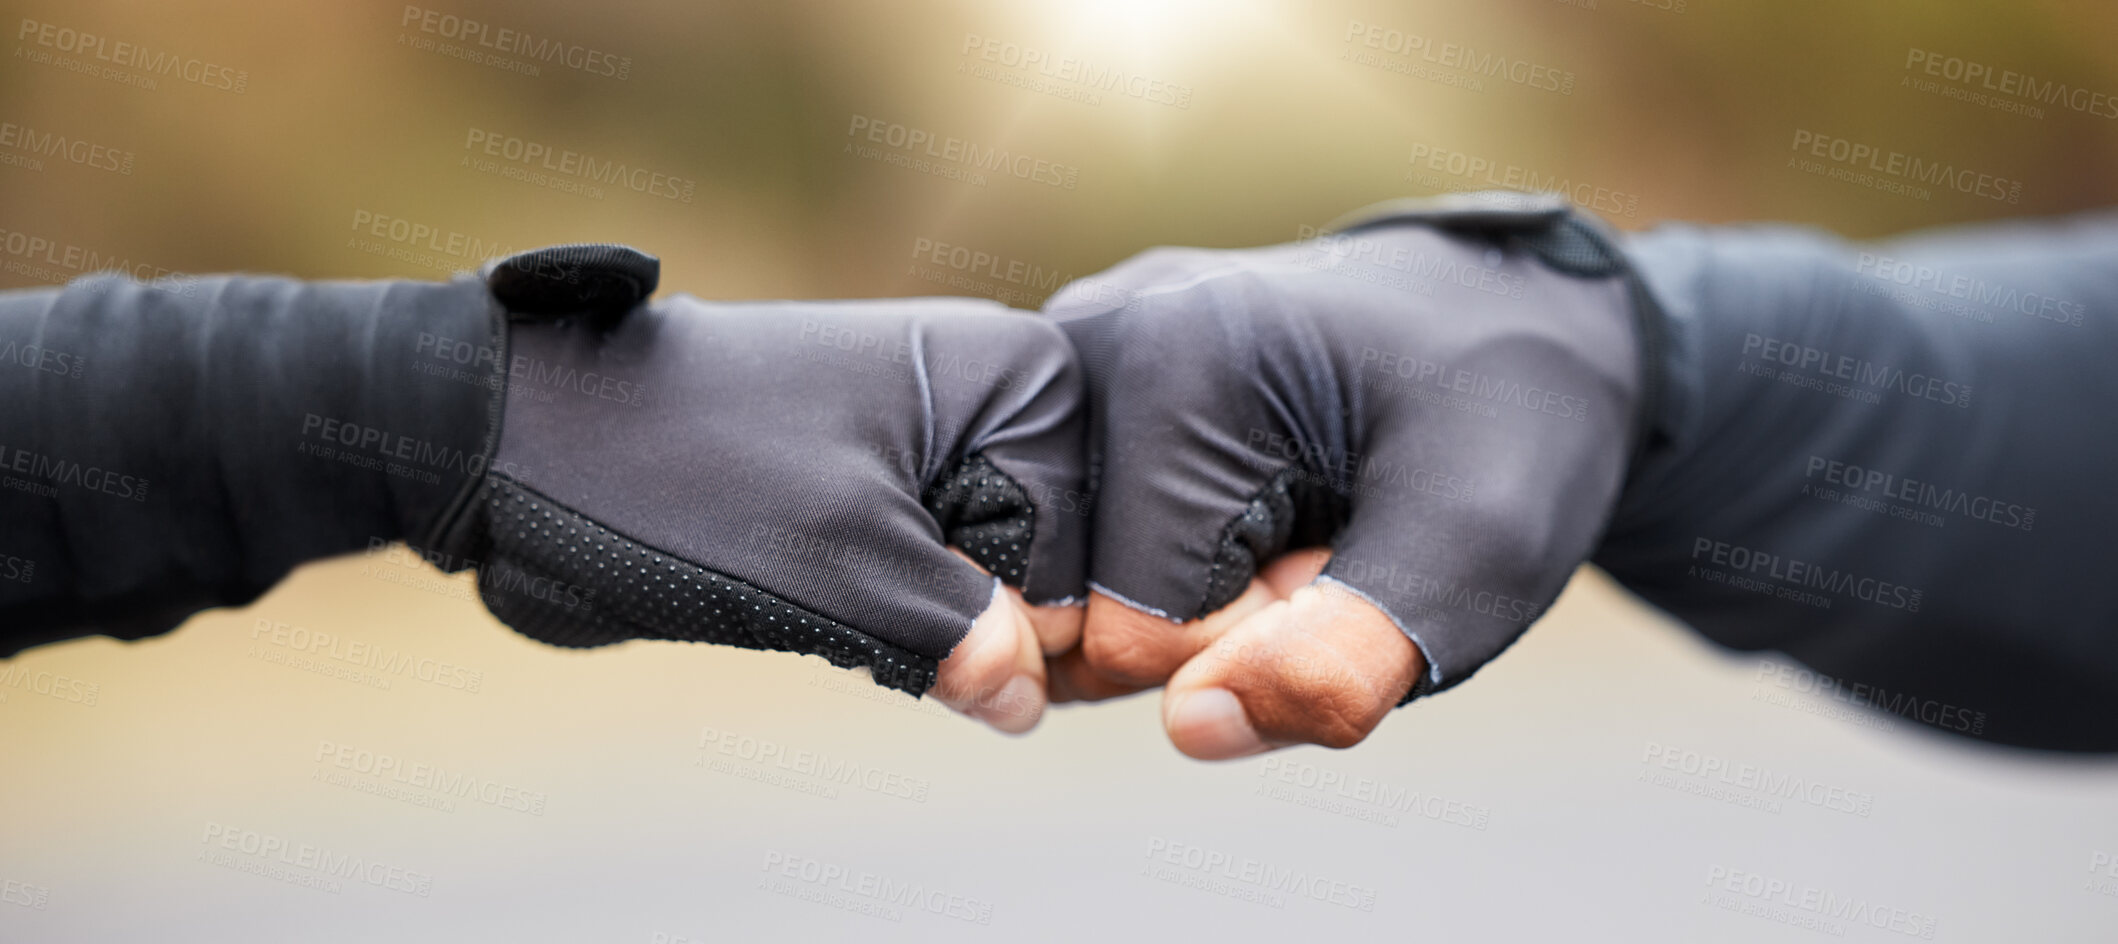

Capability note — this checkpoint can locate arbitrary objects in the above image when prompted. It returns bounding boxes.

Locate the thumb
[932,579,1049,735]
[1161,553,1425,759]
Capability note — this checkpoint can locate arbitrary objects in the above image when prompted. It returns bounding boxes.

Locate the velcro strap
[484,243,659,323]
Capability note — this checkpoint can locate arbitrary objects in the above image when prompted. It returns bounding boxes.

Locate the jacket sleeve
[1597,210,2118,751]
[0,272,502,656]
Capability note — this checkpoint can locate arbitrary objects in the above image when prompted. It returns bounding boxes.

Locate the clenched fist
[1042,193,1655,758]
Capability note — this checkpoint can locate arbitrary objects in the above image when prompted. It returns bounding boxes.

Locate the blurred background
[3,0,2115,940]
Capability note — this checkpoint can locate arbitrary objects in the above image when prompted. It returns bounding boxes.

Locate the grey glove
[443,246,1086,696]
[1046,192,1654,704]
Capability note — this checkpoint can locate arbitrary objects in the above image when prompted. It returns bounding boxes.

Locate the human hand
[437,245,1087,733]
[1042,193,1650,757]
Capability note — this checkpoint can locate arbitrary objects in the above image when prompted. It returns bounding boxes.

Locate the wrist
[207,274,502,578]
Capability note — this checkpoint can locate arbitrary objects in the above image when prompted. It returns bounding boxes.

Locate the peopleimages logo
[1403,143,1641,218]
[351,210,515,263]
[910,237,1070,295]
[0,227,195,289]
[0,339,85,380]
[959,33,1193,108]
[1691,537,1923,612]
[845,115,1081,190]
[1855,252,2085,327]
[199,821,435,897]
[758,851,995,925]
[412,331,648,407]
[1298,220,1534,296]
[697,726,932,802]
[16,18,250,92]
[461,128,696,202]
[1739,332,1972,408]
[0,662,98,706]
[1640,741,1875,816]
[312,740,548,815]
[1256,756,1491,829]
[1142,837,1379,912]
[400,5,631,79]
[1804,455,2035,531]
[1754,660,1985,735]
[1244,428,1477,503]
[1340,20,1576,95]
[1357,346,1589,421]
[0,444,149,502]
[794,318,1026,392]
[250,617,486,694]
[1702,865,1938,939]
[297,413,496,480]
[0,120,135,174]
[1903,48,2118,120]
[1789,129,2023,204]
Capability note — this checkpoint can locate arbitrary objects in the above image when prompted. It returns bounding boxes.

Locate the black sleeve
[1598,210,2118,751]
[0,272,502,655]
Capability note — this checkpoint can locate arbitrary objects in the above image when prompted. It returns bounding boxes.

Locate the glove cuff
[422,243,660,561]
[1328,191,1676,484]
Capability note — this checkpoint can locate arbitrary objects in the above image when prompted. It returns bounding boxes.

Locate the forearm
[0,272,501,654]
[1598,210,2118,749]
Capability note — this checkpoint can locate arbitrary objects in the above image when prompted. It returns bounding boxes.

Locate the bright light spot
[1014,0,1274,74]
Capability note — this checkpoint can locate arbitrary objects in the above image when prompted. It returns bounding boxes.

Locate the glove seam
[1314,575,1438,704]
[1512,214,1673,487]
[417,280,511,561]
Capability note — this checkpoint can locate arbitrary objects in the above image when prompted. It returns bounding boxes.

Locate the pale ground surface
[2,555,2112,942]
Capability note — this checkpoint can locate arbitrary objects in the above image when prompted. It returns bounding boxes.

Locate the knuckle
[1032,608,1085,656]
[999,310,1070,350]
[1282,688,1380,750]
[1080,609,1183,685]
[1239,650,1391,750]
[1307,715,1375,750]
[969,312,1071,371]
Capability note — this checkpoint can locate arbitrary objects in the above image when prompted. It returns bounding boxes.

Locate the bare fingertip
[1166,688,1268,760]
